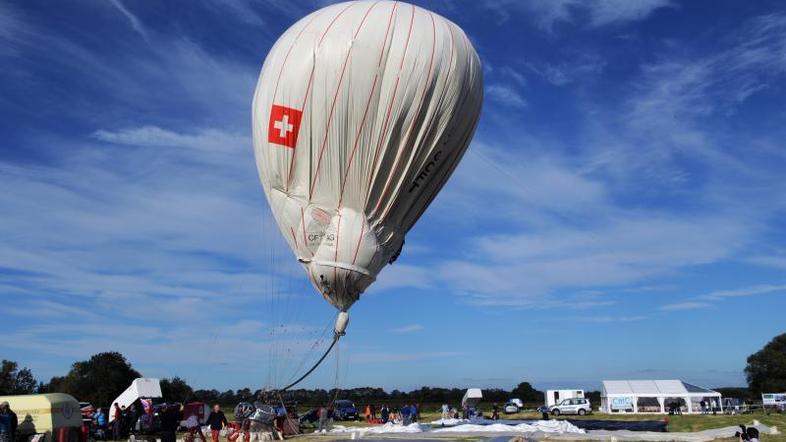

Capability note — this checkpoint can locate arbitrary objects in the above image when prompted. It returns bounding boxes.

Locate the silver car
[549,398,591,416]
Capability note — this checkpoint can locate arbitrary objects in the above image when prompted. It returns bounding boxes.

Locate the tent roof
[602,380,719,396]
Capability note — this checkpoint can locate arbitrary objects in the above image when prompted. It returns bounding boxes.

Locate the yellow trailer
[0,393,81,442]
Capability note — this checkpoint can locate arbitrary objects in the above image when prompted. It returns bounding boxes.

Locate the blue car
[333,400,358,421]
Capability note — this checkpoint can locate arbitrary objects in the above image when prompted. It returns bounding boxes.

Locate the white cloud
[526,56,606,86]
[372,264,433,292]
[746,255,786,270]
[108,0,149,42]
[575,315,647,322]
[389,324,424,334]
[435,213,748,307]
[658,284,786,311]
[91,126,249,153]
[659,302,711,311]
[485,0,673,31]
[350,351,463,364]
[485,83,527,108]
[700,284,786,301]
[588,0,673,27]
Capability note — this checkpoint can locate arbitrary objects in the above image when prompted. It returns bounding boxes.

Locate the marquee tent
[601,380,722,414]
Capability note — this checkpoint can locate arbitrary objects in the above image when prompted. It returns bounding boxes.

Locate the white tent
[461,388,483,409]
[601,380,722,414]
[108,378,162,423]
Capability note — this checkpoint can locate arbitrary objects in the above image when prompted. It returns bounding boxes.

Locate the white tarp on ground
[330,419,584,435]
[330,422,425,434]
[432,420,584,434]
[548,423,779,442]
[330,421,778,441]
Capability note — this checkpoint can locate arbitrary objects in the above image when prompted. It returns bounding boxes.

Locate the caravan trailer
[545,389,584,407]
[0,393,82,442]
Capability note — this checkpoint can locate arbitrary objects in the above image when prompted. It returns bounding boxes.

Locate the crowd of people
[80,402,230,442]
[357,403,422,426]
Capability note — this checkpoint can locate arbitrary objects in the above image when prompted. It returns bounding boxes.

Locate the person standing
[185,411,208,442]
[316,406,328,433]
[159,404,181,442]
[0,404,10,442]
[441,404,449,421]
[380,405,390,424]
[0,402,18,442]
[95,408,107,437]
[326,406,335,432]
[205,404,228,442]
[112,404,122,440]
[401,405,411,425]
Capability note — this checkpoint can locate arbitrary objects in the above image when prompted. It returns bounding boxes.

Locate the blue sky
[2,0,786,394]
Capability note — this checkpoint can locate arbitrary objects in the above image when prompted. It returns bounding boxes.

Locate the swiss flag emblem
[268,104,303,149]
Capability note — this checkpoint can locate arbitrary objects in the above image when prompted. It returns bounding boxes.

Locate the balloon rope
[279,334,340,392]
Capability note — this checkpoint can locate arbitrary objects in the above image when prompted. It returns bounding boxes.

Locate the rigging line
[282,315,334,388]
[275,391,300,437]
[279,334,340,392]
[265,211,274,390]
[332,338,341,404]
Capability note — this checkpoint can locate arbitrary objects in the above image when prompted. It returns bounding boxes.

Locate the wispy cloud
[389,324,424,334]
[700,284,786,301]
[91,126,249,153]
[485,83,527,108]
[746,255,786,270]
[526,55,606,86]
[575,315,647,322]
[484,0,673,31]
[587,0,674,27]
[659,284,786,311]
[659,302,711,311]
[351,351,463,364]
[108,0,149,42]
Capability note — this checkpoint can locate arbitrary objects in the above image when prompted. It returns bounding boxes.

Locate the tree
[746,332,786,395]
[0,360,38,395]
[161,377,194,403]
[46,352,141,406]
[511,382,543,405]
[193,389,219,404]
[715,387,751,400]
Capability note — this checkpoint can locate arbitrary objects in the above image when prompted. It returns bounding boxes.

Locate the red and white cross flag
[267,104,303,149]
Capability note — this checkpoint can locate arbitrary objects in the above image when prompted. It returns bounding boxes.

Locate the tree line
[2,331,785,407]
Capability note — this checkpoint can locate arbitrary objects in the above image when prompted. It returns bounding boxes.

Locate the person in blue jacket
[95,408,107,430]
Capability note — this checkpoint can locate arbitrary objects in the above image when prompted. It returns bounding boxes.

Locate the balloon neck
[334,311,349,337]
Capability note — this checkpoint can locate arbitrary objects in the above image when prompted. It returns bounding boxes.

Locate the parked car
[550,398,592,416]
[299,408,320,425]
[333,400,358,421]
[503,402,519,414]
[508,398,524,409]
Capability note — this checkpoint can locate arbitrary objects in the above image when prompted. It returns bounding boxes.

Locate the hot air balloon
[251,0,482,385]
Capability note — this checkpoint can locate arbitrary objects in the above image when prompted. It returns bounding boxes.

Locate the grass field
[221,408,786,441]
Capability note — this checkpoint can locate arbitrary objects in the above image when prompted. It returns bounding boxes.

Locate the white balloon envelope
[252,0,483,328]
